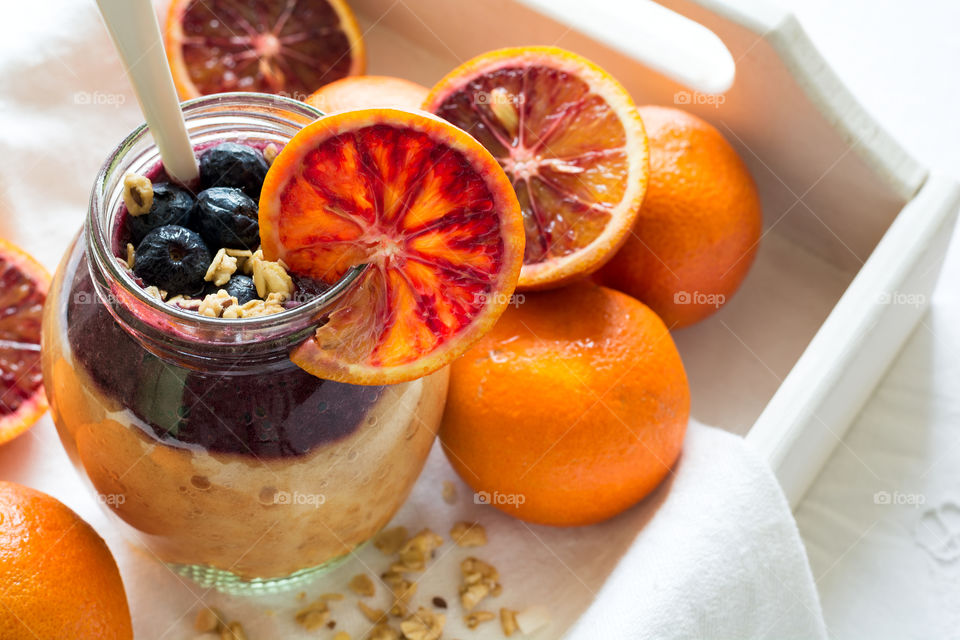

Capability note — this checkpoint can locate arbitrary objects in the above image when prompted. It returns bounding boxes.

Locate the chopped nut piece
[465,611,496,629]
[198,290,238,318]
[333,632,351,640]
[382,570,417,617]
[252,256,294,300]
[204,248,239,287]
[263,143,280,165]
[125,243,135,269]
[242,249,263,275]
[349,573,376,597]
[220,622,247,640]
[459,557,500,610]
[295,599,331,630]
[394,528,443,571]
[358,600,385,623]
[374,526,409,555]
[515,605,551,635]
[194,607,223,632]
[500,608,519,636]
[400,608,445,640]
[223,248,254,271]
[368,623,400,640]
[450,521,487,547]
[441,481,457,504]
[459,582,490,611]
[123,173,153,216]
[144,285,167,301]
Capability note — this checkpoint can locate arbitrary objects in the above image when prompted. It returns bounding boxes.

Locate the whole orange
[597,105,762,328]
[306,75,429,112]
[439,282,689,526]
[0,482,132,640]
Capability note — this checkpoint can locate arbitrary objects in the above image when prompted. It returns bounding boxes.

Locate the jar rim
[86,92,366,342]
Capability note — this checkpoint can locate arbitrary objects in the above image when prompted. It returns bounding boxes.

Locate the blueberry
[134,225,211,295]
[195,187,260,249]
[206,274,258,305]
[199,142,269,198]
[128,183,197,243]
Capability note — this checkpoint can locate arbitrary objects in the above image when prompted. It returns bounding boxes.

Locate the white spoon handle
[96,0,199,184]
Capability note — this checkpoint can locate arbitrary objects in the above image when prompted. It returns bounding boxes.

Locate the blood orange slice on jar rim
[424,46,649,290]
[0,239,49,446]
[258,108,524,385]
[165,0,366,99]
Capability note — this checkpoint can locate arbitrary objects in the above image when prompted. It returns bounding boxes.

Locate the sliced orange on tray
[0,239,50,446]
[424,46,649,290]
[259,108,524,385]
[165,0,366,99]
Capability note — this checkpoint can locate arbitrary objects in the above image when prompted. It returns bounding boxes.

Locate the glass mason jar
[40,94,449,595]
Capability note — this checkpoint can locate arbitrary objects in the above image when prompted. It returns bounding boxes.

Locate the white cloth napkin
[0,2,826,638]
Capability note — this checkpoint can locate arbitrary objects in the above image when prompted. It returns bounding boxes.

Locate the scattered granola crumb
[442,481,457,504]
[263,143,280,165]
[368,623,400,640]
[125,243,135,269]
[251,255,294,300]
[459,557,500,610]
[515,605,551,635]
[500,608,519,636]
[123,173,153,216]
[204,248,239,287]
[320,592,345,602]
[400,607,445,640]
[219,621,247,640]
[295,599,331,631]
[193,607,223,632]
[464,611,496,629]
[374,526,409,555]
[349,573,376,597]
[450,521,487,547]
[431,597,447,609]
[358,600,385,623]
[198,290,238,318]
[394,529,443,572]
[381,570,417,617]
[297,591,306,600]
[144,285,167,301]
[332,632,351,640]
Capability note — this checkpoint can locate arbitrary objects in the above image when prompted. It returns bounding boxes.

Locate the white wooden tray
[346,0,959,507]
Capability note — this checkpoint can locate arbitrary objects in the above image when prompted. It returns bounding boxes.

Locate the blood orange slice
[165,0,366,100]
[306,75,429,113]
[259,108,524,385]
[0,239,49,446]
[424,47,649,290]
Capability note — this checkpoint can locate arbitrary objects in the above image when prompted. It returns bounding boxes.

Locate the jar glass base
[168,550,356,596]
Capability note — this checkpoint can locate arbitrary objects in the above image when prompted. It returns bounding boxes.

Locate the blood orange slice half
[0,239,49,446]
[165,0,366,99]
[259,108,524,385]
[424,47,649,290]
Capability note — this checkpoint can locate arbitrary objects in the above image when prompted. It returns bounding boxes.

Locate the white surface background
[773,0,960,638]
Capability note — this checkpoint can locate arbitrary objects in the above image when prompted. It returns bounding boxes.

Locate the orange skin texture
[597,106,762,328]
[0,482,133,640]
[439,282,689,526]
[306,76,429,113]
[0,238,50,446]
